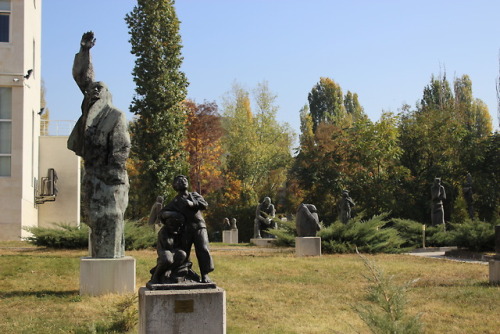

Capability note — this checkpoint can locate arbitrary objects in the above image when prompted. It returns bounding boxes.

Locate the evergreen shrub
[272,212,407,253]
[389,218,426,248]
[25,224,89,249]
[124,221,156,250]
[26,221,156,250]
[425,219,496,251]
[447,219,496,252]
[269,220,296,247]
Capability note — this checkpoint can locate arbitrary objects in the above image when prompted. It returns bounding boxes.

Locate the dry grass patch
[0,242,499,333]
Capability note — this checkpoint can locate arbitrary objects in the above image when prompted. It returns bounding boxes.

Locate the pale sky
[42,0,500,136]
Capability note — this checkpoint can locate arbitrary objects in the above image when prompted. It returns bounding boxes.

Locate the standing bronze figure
[68,32,130,258]
[431,177,446,226]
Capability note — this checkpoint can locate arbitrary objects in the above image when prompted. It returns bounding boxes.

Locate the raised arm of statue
[72,31,96,94]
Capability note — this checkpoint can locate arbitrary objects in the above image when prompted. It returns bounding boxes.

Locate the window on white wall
[0,87,12,177]
[0,0,11,43]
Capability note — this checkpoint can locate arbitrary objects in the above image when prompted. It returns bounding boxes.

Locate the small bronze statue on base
[147,175,215,290]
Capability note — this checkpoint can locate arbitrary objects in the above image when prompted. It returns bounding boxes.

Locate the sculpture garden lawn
[0,241,498,333]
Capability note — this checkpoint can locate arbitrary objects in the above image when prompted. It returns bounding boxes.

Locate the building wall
[0,0,41,240]
[38,136,81,228]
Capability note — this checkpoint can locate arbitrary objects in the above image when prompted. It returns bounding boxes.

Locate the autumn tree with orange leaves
[184,100,224,195]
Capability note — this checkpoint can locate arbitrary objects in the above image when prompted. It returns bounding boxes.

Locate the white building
[0,0,80,240]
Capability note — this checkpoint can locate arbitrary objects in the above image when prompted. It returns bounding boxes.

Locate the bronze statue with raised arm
[68,32,131,258]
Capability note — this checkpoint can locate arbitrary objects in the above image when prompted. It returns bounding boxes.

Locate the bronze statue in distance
[339,190,355,224]
[296,203,321,237]
[253,197,277,238]
[431,177,446,226]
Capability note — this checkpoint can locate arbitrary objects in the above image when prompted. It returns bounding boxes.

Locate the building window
[0,87,12,176]
[0,0,10,43]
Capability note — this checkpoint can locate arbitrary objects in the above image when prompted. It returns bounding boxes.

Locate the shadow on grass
[0,289,79,299]
[473,281,500,287]
[414,280,494,288]
[0,253,82,259]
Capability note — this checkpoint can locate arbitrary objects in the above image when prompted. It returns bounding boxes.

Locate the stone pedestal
[489,260,500,284]
[80,256,136,296]
[295,237,321,257]
[139,287,226,334]
[222,229,238,244]
[250,238,276,247]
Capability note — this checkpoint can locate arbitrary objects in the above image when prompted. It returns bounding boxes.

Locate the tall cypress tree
[125,0,188,217]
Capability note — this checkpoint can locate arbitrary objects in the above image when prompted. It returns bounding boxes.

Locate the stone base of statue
[80,256,136,296]
[222,229,238,244]
[250,238,276,247]
[489,258,500,284]
[139,286,226,334]
[295,237,321,257]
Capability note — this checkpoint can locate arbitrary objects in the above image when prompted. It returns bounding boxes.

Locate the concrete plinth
[489,260,500,284]
[250,238,276,247]
[139,287,226,334]
[295,237,321,257]
[80,256,136,296]
[222,229,238,244]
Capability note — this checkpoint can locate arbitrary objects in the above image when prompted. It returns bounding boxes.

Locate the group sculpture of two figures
[67,32,214,289]
[147,175,215,288]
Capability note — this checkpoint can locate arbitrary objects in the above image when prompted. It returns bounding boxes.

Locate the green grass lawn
[0,242,498,333]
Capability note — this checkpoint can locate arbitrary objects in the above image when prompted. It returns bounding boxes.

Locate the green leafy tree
[308,77,347,131]
[454,75,492,138]
[125,0,189,217]
[398,72,495,223]
[348,113,410,217]
[344,90,366,122]
[420,73,454,112]
[221,82,294,205]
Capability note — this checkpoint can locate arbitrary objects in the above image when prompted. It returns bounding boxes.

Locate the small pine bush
[354,251,423,334]
[108,294,138,332]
